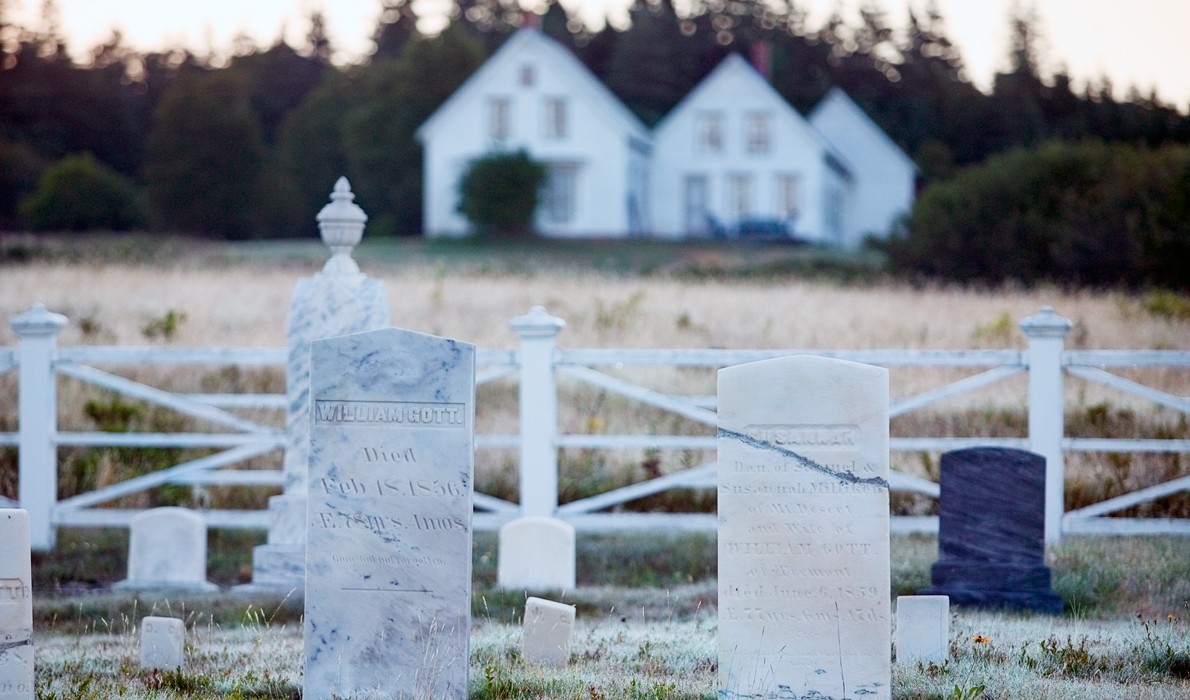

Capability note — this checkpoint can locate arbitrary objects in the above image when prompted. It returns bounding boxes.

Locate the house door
[683,175,709,235]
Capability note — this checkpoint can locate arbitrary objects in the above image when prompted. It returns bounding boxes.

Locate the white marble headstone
[521,597,576,666]
[140,616,186,670]
[498,516,576,591]
[896,595,950,665]
[717,355,891,700]
[116,507,217,592]
[0,510,34,700]
[304,328,475,700]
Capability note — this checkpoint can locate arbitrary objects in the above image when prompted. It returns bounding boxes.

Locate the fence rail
[2,303,1188,550]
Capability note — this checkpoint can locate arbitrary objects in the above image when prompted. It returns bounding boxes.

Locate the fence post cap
[1019,305,1072,338]
[511,305,566,337]
[316,176,367,275]
[10,303,67,336]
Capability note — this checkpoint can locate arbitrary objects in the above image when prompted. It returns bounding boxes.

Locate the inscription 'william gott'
[314,400,465,427]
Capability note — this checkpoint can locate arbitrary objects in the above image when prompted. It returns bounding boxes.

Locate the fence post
[10,303,68,551]
[1019,306,1072,545]
[511,306,566,517]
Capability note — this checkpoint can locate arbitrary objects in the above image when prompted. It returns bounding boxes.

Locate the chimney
[750,40,772,81]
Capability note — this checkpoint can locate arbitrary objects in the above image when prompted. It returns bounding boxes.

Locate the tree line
[1,0,1188,283]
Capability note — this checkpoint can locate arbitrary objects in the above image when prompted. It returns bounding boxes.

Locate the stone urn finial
[316,177,367,275]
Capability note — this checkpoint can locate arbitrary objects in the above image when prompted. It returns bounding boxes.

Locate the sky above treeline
[7,0,1189,109]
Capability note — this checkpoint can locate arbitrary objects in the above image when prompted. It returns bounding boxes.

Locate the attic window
[746,112,771,153]
[697,113,723,153]
[520,65,535,87]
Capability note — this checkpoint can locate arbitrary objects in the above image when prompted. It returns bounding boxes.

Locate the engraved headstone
[521,597,576,666]
[140,616,185,670]
[498,516,576,591]
[116,507,217,592]
[304,328,475,700]
[0,510,34,700]
[921,447,1063,613]
[243,178,390,594]
[895,595,949,665]
[717,355,891,700]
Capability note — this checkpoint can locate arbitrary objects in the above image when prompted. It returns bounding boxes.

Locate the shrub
[456,149,546,237]
[883,141,1190,289]
[19,153,145,231]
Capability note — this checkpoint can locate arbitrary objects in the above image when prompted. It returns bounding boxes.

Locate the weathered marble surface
[522,597,576,666]
[895,596,949,665]
[304,328,474,700]
[717,355,891,700]
[922,447,1063,613]
[115,507,217,592]
[140,616,185,670]
[244,179,391,595]
[0,510,33,700]
[498,516,575,591]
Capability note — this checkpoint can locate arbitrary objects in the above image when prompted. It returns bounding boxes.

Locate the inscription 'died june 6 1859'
[718,356,891,700]
[304,329,475,700]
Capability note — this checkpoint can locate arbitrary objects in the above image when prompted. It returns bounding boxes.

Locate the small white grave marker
[896,595,950,665]
[140,616,185,670]
[521,597,576,666]
[498,517,575,591]
[117,507,217,592]
[0,509,34,700]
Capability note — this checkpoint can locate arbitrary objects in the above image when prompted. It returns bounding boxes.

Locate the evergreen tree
[371,0,420,62]
[605,0,701,126]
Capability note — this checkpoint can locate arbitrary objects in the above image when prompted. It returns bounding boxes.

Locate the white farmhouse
[650,53,852,243]
[416,28,652,237]
[809,88,919,248]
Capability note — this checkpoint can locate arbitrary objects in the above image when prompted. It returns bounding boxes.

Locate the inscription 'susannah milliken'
[314,400,465,427]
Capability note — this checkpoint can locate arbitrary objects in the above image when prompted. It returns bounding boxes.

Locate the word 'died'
[314,400,465,427]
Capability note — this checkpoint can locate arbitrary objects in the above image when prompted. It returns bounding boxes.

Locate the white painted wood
[56,432,282,447]
[512,306,565,518]
[1066,350,1190,366]
[11,304,67,551]
[1064,517,1190,535]
[1067,438,1190,452]
[53,508,269,529]
[890,365,1025,417]
[560,348,1023,367]
[557,463,717,515]
[60,346,286,365]
[1020,306,1073,544]
[1066,366,1190,413]
[1064,475,1190,518]
[559,365,719,426]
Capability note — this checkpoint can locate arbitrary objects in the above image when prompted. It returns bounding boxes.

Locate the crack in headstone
[0,638,32,653]
[718,426,889,490]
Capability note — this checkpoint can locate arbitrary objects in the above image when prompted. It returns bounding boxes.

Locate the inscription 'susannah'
[314,400,465,427]
[744,424,859,447]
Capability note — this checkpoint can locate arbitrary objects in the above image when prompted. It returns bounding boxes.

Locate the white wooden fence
[2,303,1188,551]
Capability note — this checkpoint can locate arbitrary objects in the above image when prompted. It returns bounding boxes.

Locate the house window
[776,174,799,220]
[520,64,535,87]
[683,175,709,234]
[697,113,723,153]
[727,173,752,222]
[488,97,511,141]
[746,112,771,153]
[826,185,845,241]
[544,97,567,139]
[542,164,578,224]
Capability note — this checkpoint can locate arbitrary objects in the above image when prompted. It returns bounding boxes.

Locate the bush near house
[456,149,547,238]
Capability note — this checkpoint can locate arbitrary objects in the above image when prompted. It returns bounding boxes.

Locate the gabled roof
[653,52,851,176]
[416,28,650,144]
[809,88,918,173]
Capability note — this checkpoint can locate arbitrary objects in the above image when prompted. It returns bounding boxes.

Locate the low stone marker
[304,328,475,700]
[498,517,576,591]
[717,355,891,700]
[0,509,34,700]
[116,507,217,592]
[895,595,949,665]
[140,616,185,670]
[921,447,1063,613]
[521,597,576,666]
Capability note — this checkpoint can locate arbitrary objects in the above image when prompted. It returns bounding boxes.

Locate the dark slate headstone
[921,447,1063,613]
